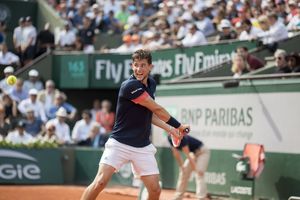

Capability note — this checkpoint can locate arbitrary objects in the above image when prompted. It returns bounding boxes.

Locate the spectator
[0,105,10,138]
[0,66,15,94]
[0,43,20,67]
[181,24,207,47]
[195,10,215,37]
[46,107,71,145]
[126,5,140,29]
[286,52,300,72]
[131,34,143,51]
[0,21,5,44]
[47,92,77,120]
[238,19,263,41]
[257,12,288,44]
[37,80,60,116]
[57,21,76,50]
[77,16,95,53]
[287,0,298,22]
[89,4,105,31]
[23,69,44,91]
[110,34,132,53]
[2,93,18,122]
[273,49,291,73]
[35,23,55,57]
[231,54,249,78]
[102,10,122,34]
[9,78,28,103]
[217,19,238,41]
[115,2,130,29]
[287,3,300,31]
[72,109,94,144]
[87,122,104,148]
[257,15,270,45]
[95,99,115,147]
[18,88,47,122]
[71,3,86,29]
[21,16,37,65]
[13,17,26,58]
[38,122,58,143]
[90,99,101,121]
[103,0,121,15]
[275,0,288,24]
[236,46,265,71]
[24,107,44,137]
[5,120,33,145]
[140,0,156,22]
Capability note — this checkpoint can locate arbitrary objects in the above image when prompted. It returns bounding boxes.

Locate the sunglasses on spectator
[276,57,283,60]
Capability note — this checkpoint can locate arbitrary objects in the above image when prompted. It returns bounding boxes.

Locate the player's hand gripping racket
[171,127,190,147]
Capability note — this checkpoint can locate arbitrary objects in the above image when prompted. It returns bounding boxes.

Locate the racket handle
[183,128,190,134]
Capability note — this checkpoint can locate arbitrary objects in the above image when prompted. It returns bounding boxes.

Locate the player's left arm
[152,114,180,138]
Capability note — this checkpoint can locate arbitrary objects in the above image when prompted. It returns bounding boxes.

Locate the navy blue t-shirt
[110,75,156,147]
[168,135,203,153]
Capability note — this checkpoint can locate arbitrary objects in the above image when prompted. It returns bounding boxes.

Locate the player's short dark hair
[132,49,152,64]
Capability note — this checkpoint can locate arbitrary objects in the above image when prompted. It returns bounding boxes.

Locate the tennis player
[81,49,190,200]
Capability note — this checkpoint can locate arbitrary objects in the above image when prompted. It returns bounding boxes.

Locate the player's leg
[81,138,130,200]
[140,174,161,200]
[195,146,210,199]
[131,144,160,199]
[80,163,115,200]
[173,159,193,200]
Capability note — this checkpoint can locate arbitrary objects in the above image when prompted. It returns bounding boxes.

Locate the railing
[162,72,300,85]
[288,197,300,200]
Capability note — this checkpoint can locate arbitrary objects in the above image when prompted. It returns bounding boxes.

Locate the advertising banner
[153,92,300,154]
[0,149,63,184]
[54,41,256,89]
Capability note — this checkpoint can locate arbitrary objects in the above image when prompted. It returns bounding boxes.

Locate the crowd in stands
[0,67,115,147]
[44,0,300,53]
[231,46,300,77]
[0,0,298,70]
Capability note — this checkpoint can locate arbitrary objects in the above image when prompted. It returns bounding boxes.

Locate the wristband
[166,116,181,129]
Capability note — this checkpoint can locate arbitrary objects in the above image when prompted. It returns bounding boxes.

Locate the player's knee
[148,185,161,197]
[92,174,108,190]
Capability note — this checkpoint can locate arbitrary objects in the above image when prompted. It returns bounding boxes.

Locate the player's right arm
[121,80,189,133]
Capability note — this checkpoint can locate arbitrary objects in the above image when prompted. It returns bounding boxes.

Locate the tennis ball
[6,75,17,86]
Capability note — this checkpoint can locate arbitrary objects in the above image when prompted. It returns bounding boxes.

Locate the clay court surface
[0,185,200,200]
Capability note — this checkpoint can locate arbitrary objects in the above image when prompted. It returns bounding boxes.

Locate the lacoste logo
[131,88,143,94]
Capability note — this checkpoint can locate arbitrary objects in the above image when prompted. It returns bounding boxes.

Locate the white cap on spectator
[167,1,175,7]
[28,69,39,77]
[56,107,67,117]
[45,122,55,130]
[92,3,99,9]
[219,19,232,29]
[4,66,14,74]
[288,0,297,5]
[29,88,38,95]
[274,49,287,57]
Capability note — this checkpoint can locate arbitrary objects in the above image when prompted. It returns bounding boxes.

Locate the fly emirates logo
[0,150,41,180]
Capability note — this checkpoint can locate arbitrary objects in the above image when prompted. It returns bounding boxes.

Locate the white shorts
[99,138,159,178]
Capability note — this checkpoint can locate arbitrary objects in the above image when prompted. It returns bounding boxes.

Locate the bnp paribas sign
[0,149,63,184]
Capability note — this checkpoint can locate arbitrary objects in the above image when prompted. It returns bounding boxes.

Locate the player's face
[131,59,153,84]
